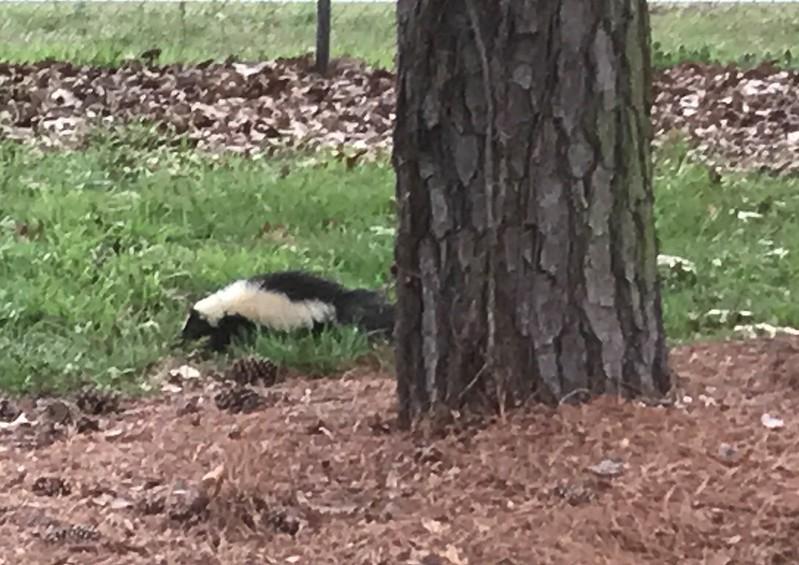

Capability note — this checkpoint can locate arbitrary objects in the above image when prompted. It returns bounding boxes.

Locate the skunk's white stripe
[193,279,336,331]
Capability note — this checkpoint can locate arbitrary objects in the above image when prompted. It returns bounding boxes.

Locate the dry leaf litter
[2,58,799,173]
[0,57,394,157]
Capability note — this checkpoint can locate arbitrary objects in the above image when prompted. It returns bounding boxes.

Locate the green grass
[1,2,798,69]
[655,140,799,343]
[0,127,396,393]
[2,128,798,393]
[651,4,799,68]
[0,2,395,69]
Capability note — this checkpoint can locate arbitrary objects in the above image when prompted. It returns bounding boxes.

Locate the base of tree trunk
[393,0,670,428]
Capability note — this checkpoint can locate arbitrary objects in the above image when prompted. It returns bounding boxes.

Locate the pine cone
[0,398,20,422]
[267,506,302,535]
[42,524,100,544]
[32,476,71,497]
[75,386,120,415]
[76,416,100,434]
[225,356,279,387]
[214,385,265,414]
[232,493,301,536]
[137,494,166,516]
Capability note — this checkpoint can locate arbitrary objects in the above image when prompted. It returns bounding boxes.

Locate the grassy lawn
[2,129,798,392]
[1,2,798,69]
[0,2,396,68]
[654,140,799,342]
[651,4,799,67]
[0,128,396,392]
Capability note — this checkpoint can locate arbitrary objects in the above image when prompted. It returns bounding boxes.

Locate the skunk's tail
[335,288,395,340]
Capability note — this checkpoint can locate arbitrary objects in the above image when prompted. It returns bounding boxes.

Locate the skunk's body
[181,270,394,351]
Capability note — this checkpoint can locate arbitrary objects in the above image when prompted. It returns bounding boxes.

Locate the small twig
[558,388,591,406]
[459,363,488,402]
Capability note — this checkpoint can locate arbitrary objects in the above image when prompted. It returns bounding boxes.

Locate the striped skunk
[180,270,395,351]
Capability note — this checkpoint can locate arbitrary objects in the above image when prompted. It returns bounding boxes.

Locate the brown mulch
[1,337,799,564]
[2,57,799,174]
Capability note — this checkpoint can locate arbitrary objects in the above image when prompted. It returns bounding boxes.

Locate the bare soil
[2,337,799,564]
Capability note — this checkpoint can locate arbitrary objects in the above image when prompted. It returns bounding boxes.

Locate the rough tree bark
[392,0,671,427]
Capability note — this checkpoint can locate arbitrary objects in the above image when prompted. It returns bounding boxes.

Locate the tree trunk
[392,0,670,428]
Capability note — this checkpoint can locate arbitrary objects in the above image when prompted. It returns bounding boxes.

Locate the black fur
[334,288,395,338]
[249,271,350,304]
[181,270,395,351]
[182,309,260,351]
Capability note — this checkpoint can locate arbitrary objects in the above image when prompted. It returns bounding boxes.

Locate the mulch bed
[1,336,798,564]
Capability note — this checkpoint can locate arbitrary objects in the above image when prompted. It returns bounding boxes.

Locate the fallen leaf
[442,545,468,565]
[761,413,784,429]
[200,463,225,498]
[0,412,35,431]
[169,364,201,381]
[104,428,124,440]
[587,458,625,477]
[161,383,183,394]
[422,517,447,535]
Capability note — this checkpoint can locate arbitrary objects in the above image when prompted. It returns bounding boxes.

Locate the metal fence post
[316,0,331,74]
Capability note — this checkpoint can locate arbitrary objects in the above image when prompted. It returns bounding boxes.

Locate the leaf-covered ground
[1,337,798,564]
[2,57,799,174]
[654,61,799,175]
[0,57,394,157]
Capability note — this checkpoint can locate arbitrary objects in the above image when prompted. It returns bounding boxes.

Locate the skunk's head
[179,281,243,343]
[181,308,215,341]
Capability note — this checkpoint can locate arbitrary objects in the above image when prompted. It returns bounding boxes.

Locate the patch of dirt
[1,338,798,563]
[3,58,799,174]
